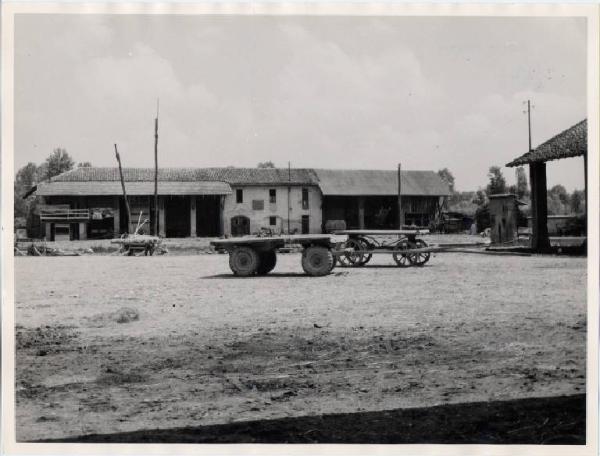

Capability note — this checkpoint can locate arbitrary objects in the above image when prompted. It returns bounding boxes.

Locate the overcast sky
[15,14,587,191]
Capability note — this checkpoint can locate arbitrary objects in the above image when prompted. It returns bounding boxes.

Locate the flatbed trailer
[210,234,347,277]
[333,229,432,267]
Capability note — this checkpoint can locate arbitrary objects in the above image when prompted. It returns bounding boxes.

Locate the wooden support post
[79,222,87,240]
[398,163,404,228]
[584,153,588,222]
[114,144,131,233]
[219,195,225,236]
[358,196,365,230]
[190,197,197,237]
[45,222,52,241]
[529,162,551,252]
[158,197,166,237]
[113,196,120,235]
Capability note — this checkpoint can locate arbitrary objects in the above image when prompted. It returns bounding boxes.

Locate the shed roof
[313,169,450,196]
[36,181,232,196]
[506,119,587,167]
[50,167,318,186]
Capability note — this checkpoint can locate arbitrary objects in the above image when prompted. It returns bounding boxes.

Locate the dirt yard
[14,250,586,441]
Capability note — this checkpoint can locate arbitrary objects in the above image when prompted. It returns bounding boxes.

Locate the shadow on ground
[40,394,585,444]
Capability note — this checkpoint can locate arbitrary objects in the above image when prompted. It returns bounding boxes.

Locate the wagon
[210,234,347,277]
[334,229,432,267]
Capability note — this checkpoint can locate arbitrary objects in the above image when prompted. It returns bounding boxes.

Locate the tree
[549,185,569,205]
[515,166,529,199]
[15,162,39,195]
[486,166,507,196]
[78,161,92,168]
[257,161,275,168]
[472,189,487,207]
[43,148,74,180]
[437,168,455,193]
[571,190,585,214]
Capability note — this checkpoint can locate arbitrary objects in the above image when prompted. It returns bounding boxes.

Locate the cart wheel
[229,246,260,276]
[356,238,373,265]
[344,238,366,266]
[408,239,430,267]
[256,250,277,275]
[302,246,334,276]
[392,241,411,268]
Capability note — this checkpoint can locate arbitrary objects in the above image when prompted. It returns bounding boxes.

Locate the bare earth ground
[15,249,586,441]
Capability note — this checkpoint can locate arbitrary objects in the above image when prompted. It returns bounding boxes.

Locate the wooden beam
[358,196,365,230]
[114,144,132,233]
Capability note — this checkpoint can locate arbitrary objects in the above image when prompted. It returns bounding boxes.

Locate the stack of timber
[14,240,80,256]
[111,234,167,256]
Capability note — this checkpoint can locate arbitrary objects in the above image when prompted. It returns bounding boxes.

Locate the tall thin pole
[114,144,131,234]
[397,163,403,229]
[527,100,532,152]
[287,161,291,234]
[154,100,159,236]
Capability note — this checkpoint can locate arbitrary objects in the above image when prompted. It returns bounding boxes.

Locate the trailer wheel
[344,238,367,266]
[408,239,430,266]
[229,246,260,276]
[256,250,277,275]
[356,238,373,265]
[392,241,411,268]
[301,246,334,276]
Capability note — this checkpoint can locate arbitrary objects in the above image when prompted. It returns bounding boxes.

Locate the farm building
[315,169,450,231]
[506,119,587,252]
[29,166,449,239]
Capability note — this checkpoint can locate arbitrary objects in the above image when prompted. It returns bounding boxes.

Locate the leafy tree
[78,161,92,168]
[437,168,455,193]
[549,184,569,205]
[571,190,585,214]
[515,166,529,199]
[486,166,507,196]
[472,189,487,207]
[257,161,275,168]
[43,148,74,180]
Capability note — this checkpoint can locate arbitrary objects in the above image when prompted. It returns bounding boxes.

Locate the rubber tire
[301,246,334,276]
[229,246,260,276]
[256,250,277,275]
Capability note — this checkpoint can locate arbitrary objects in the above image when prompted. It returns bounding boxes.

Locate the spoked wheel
[256,250,277,275]
[392,240,412,268]
[344,238,371,267]
[356,238,373,266]
[301,246,334,276]
[229,246,260,276]
[407,239,430,267]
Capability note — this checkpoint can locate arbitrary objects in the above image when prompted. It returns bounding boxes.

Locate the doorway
[231,215,250,236]
[165,196,191,238]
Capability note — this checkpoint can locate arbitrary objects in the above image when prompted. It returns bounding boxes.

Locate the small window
[252,200,264,210]
[269,189,276,204]
[302,188,309,209]
[236,189,243,204]
[269,216,277,226]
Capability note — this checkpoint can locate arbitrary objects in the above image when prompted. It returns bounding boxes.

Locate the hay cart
[210,234,347,277]
[334,229,432,267]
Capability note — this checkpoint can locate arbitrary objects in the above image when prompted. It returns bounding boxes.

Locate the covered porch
[506,119,587,253]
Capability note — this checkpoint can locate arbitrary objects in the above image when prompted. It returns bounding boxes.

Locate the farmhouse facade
[31,167,449,240]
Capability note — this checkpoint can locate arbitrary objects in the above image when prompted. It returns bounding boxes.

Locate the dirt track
[15,251,586,441]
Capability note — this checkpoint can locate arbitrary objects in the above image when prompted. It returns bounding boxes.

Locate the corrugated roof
[313,169,450,196]
[506,119,587,167]
[50,167,319,186]
[36,181,232,196]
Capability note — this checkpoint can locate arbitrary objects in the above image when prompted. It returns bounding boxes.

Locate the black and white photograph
[2,2,599,455]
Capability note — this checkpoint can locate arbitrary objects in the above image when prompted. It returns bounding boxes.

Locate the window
[236,189,243,204]
[252,200,264,210]
[302,188,309,209]
[269,189,276,204]
[269,216,277,226]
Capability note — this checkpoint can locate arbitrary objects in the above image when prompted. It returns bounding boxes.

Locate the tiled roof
[506,119,587,167]
[313,169,450,196]
[50,167,319,186]
[36,181,232,196]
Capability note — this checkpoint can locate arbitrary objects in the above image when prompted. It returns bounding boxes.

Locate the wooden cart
[334,229,432,267]
[210,234,347,277]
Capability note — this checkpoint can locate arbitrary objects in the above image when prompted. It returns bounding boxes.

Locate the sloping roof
[313,169,450,196]
[50,167,318,186]
[506,119,587,167]
[36,181,232,196]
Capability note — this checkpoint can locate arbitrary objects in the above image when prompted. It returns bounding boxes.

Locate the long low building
[30,167,449,240]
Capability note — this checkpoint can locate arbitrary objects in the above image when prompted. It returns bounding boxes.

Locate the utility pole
[287,161,291,234]
[397,163,403,229]
[114,144,131,233]
[154,99,159,236]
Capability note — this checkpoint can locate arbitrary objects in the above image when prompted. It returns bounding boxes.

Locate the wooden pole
[398,163,404,228]
[287,161,291,234]
[154,101,159,236]
[114,144,131,234]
